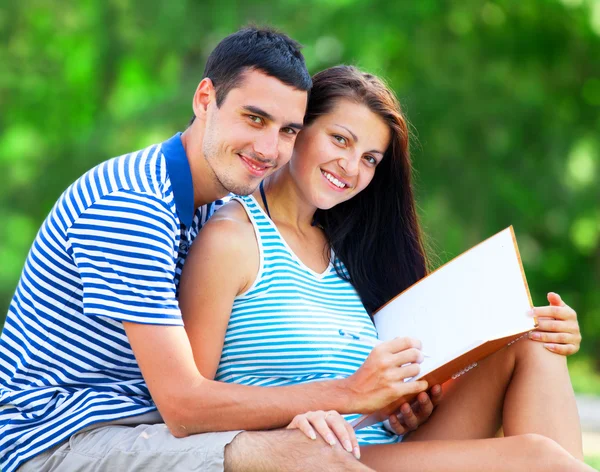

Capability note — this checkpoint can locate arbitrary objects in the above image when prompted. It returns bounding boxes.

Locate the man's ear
[192,78,215,119]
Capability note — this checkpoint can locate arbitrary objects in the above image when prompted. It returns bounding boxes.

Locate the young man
[0,26,368,472]
[1,27,435,472]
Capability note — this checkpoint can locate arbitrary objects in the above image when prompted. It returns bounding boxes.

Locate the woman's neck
[259,165,316,232]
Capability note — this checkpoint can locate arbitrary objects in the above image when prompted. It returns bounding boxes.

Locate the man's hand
[343,337,429,413]
[386,384,442,435]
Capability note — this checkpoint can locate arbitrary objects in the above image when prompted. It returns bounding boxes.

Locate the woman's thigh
[402,342,518,441]
[360,435,592,472]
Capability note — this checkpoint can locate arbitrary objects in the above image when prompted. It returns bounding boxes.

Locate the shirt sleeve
[67,189,183,325]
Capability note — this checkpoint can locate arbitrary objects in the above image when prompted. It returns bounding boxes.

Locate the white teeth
[322,171,346,188]
[248,162,264,171]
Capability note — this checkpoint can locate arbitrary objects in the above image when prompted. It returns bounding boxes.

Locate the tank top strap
[230,194,283,249]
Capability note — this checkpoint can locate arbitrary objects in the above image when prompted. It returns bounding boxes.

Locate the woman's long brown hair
[309,65,429,315]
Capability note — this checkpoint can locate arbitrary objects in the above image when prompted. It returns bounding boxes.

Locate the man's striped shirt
[0,133,222,472]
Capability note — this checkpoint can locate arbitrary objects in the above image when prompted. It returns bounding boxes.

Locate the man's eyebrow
[243,105,303,131]
[286,121,304,131]
[243,105,274,121]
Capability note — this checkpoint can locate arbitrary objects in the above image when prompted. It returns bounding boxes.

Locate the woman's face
[290,98,391,210]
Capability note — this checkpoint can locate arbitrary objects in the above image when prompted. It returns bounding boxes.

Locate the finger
[547,292,567,307]
[399,402,419,431]
[535,318,577,334]
[388,413,408,435]
[292,416,317,440]
[325,412,354,454]
[395,362,422,381]
[415,392,434,420]
[394,379,429,397]
[529,331,577,345]
[307,413,338,447]
[382,337,422,354]
[532,305,576,321]
[430,384,443,406]
[392,348,425,367]
[342,416,361,459]
[543,343,579,356]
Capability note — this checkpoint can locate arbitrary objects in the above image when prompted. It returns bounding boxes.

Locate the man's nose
[254,129,279,161]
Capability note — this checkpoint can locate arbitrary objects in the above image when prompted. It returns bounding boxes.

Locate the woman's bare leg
[403,337,583,457]
[360,435,594,472]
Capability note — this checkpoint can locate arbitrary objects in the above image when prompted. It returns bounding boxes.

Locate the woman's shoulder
[200,199,254,245]
[184,198,259,291]
[188,198,261,267]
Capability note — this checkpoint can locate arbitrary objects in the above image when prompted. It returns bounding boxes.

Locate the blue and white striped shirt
[215,195,399,446]
[0,133,222,472]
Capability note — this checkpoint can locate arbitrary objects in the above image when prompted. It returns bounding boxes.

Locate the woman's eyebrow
[334,124,358,142]
[334,124,384,155]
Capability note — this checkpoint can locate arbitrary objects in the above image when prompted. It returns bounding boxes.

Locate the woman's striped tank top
[214,195,399,445]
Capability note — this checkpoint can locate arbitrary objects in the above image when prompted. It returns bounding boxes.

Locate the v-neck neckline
[248,194,334,279]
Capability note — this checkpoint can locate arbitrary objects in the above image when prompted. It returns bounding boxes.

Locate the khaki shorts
[19,413,243,472]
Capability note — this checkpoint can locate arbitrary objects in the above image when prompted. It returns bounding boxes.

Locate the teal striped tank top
[215,195,399,445]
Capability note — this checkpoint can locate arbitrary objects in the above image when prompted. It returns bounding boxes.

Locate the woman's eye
[364,155,377,165]
[333,135,347,145]
[248,115,263,125]
[282,127,297,135]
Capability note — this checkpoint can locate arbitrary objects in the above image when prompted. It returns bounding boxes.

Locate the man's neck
[180,124,229,208]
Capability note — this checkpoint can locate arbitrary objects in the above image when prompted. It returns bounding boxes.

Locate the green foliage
[569,356,600,395]
[1,0,599,375]
[585,455,600,469]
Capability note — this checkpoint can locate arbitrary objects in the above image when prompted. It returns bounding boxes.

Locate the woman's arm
[179,201,258,379]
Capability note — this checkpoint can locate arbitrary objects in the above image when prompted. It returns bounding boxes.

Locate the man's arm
[127,202,428,437]
[124,321,357,437]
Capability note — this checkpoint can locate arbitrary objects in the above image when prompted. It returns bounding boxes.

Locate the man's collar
[162,132,194,227]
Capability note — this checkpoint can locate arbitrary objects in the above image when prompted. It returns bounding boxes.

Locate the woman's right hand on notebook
[286,410,361,460]
[344,337,429,413]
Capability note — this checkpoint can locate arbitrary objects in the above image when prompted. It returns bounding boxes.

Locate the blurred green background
[1,0,599,404]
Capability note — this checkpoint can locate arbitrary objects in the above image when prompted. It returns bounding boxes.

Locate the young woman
[179,66,589,471]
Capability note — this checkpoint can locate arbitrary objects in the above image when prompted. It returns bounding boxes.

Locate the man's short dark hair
[189,26,311,124]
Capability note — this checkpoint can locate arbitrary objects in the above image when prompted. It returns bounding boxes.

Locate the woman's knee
[519,434,582,472]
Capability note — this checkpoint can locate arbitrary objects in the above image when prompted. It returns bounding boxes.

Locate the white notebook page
[373,227,535,378]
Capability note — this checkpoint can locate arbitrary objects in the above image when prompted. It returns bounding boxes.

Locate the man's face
[202,69,308,196]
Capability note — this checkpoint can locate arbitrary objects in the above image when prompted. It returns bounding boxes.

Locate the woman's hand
[386,384,443,435]
[529,292,581,356]
[286,410,361,460]
[343,337,429,413]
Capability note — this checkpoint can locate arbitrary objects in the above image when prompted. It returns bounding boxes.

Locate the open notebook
[351,226,536,430]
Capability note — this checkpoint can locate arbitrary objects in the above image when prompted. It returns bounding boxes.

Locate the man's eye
[282,127,297,135]
[248,115,263,124]
[333,135,347,145]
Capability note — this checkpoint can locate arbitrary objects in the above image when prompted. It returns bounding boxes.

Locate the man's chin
[223,180,261,197]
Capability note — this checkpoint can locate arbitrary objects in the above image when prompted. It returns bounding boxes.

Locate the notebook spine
[507,331,532,346]
[451,362,478,380]
[450,331,533,381]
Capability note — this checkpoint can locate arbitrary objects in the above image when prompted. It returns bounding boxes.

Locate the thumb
[547,292,565,307]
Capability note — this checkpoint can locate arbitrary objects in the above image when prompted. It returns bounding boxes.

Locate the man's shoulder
[61,143,172,217]
[97,142,168,196]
